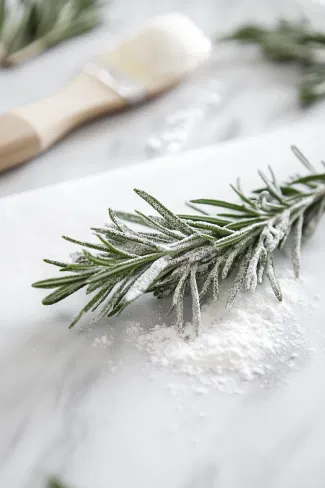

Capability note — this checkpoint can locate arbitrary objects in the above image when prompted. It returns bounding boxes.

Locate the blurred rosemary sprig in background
[0,0,103,66]
[47,478,69,488]
[221,19,325,106]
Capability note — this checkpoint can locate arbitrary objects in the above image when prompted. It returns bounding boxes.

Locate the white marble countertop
[2,121,325,488]
[2,2,325,488]
[1,0,325,198]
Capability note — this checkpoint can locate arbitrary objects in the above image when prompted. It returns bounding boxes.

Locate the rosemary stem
[5,37,47,66]
[0,43,7,65]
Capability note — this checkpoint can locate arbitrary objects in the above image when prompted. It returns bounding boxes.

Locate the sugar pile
[92,273,315,393]
[125,274,313,392]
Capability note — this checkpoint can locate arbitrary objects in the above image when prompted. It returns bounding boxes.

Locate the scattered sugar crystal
[92,333,113,348]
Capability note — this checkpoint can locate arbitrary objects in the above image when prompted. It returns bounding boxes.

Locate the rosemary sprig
[47,477,69,488]
[221,19,325,106]
[33,147,325,335]
[0,0,102,66]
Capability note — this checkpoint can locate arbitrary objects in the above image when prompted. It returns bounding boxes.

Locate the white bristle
[99,13,211,91]
[131,13,212,76]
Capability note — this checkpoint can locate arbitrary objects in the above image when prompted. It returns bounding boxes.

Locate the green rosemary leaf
[119,256,172,308]
[96,235,138,258]
[108,208,135,234]
[44,259,68,268]
[265,253,283,301]
[185,201,210,215]
[190,198,249,213]
[91,283,113,312]
[290,174,325,185]
[168,235,207,254]
[42,282,86,305]
[83,251,117,267]
[172,266,190,308]
[114,211,150,227]
[182,219,234,236]
[69,284,112,328]
[33,272,94,289]
[104,285,133,317]
[217,212,258,219]
[135,210,183,240]
[292,213,304,278]
[257,247,267,284]
[253,185,305,197]
[178,214,230,226]
[107,270,151,316]
[222,235,252,279]
[190,264,201,335]
[137,232,172,244]
[226,246,253,311]
[279,186,311,197]
[230,183,257,208]
[258,170,287,204]
[134,189,193,236]
[173,270,188,331]
[303,196,325,238]
[62,235,107,252]
[245,233,265,291]
[93,226,167,251]
[87,252,166,284]
[154,279,179,299]
[291,145,316,173]
[95,274,140,320]
[62,263,100,272]
[225,218,266,230]
[213,228,253,250]
[200,259,221,300]
[86,275,120,295]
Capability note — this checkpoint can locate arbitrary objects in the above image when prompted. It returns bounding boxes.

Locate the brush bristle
[98,13,211,94]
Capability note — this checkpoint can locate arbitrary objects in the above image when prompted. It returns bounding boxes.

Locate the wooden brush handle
[0,73,127,172]
[0,114,41,172]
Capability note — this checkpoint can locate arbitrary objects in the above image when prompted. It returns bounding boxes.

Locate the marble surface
[1,123,325,488]
[1,0,325,198]
[2,1,325,487]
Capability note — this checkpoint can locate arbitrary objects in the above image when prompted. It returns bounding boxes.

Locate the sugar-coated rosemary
[33,146,325,335]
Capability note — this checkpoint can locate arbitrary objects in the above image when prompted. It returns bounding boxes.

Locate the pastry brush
[0,13,211,172]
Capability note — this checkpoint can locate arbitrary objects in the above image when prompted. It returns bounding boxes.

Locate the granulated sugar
[126,274,314,392]
[92,334,113,348]
[92,273,316,393]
